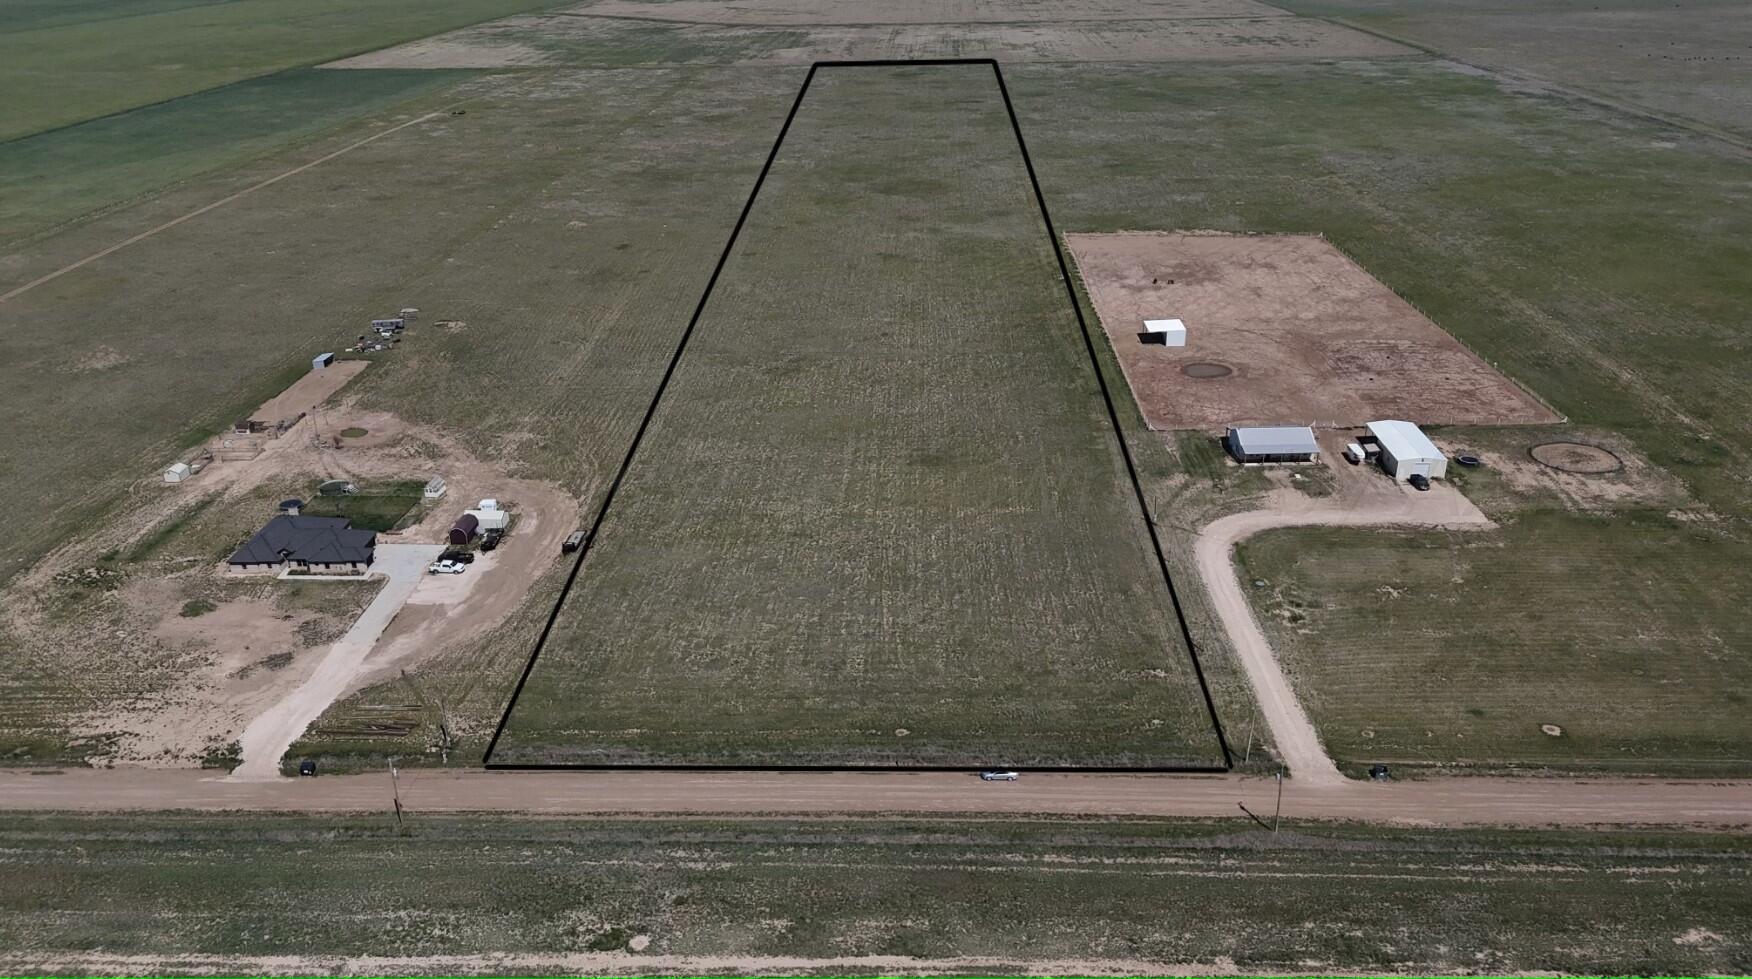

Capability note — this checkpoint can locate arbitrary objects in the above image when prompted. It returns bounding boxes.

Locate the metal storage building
[1366,420,1447,481]
[1226,425,1319,464]
[449,512,480,545]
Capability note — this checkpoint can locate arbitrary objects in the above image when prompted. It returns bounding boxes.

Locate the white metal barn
[1143,318,1187,347]
[1367,420,1447,480]
[1226,425,1319,464]
[163,462,191,483]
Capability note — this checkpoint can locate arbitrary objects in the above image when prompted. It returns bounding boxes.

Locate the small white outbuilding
[466,508,509,531]
[163,462,192,484]
[1142,318,1187,347]
[1366,420,1447,481]
[423,476,447,500]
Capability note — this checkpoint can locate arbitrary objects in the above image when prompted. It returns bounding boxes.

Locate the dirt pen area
[1067,232,1559,431]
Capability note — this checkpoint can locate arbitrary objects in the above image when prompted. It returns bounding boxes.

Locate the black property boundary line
[483,59,1234,774]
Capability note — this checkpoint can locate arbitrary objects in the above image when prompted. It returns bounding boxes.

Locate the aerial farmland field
[488,64,1227,768]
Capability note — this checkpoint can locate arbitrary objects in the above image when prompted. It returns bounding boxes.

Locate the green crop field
[2,813,1748,974]
[0,68,468,243]
[0,0,565,141]
[490,64,1226,768]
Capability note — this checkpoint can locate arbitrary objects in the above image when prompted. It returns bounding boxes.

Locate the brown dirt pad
[1066,232,1560,431]
[1530,441,1622,474]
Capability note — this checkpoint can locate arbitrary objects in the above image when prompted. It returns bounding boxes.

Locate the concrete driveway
[230,543,445,779]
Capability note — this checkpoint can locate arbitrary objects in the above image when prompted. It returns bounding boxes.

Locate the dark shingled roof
[229,515,375,566]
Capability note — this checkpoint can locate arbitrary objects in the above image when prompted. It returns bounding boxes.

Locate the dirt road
[230,544,444,778]
[1193,461,1493,785]
[3,767,1749,827]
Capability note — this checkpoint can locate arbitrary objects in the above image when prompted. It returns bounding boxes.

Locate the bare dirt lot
[1067,232,1560,430]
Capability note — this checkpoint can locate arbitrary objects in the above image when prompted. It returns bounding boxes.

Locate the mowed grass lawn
[492,65,1225,768]
[3,814,1749,975]
[0,0,560,141]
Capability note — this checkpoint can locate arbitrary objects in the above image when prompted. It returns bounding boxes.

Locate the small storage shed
[449,512,480,545]
[466,508,509,531]
[163,462,192,483]
[423,476,447,500]
[1142,318,1187,347]
[1226,425,1319,464]
[1366,420,1447,481]
[311,352,336,370]
[477,498,498,511]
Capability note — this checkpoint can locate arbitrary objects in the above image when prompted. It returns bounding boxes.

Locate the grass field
[2,814,1748,974]
[490,64,1225,768]
[2,0,1749,773]
[1275,0,1752,140]
[0,0,565,140]
[1239,507,1752,774]
[0,68,468,243]
[300,479,426,532]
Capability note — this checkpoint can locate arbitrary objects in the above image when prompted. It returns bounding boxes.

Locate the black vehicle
[298,759,317,777]
[440,549,476,565]
[1408,473,1432,492]
[480,529,504,551]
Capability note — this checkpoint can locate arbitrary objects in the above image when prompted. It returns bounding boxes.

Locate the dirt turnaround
[1067,232,1559,430]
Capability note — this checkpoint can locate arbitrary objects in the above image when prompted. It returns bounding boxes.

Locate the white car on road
[979,770,1020,781]
[427,559,466,575]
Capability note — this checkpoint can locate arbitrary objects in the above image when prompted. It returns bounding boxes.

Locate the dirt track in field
[3,767,1750,828]
[1067,232,1559,431]
[1193,447,1494,787]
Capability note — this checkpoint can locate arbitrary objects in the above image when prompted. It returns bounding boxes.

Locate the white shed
[466,508,509,531]
[311,352,335,370]
[1367,420,1447,481]
[1143,318,1187,347]
[163,462,192,483]
[423,476,447,500]
[477,498,499,511]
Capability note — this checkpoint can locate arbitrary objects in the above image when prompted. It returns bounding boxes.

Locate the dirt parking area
[1067,232,1559,431]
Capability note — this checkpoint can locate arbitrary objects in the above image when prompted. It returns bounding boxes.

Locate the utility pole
[1273,769,1284,836]
[389,756,404,831]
